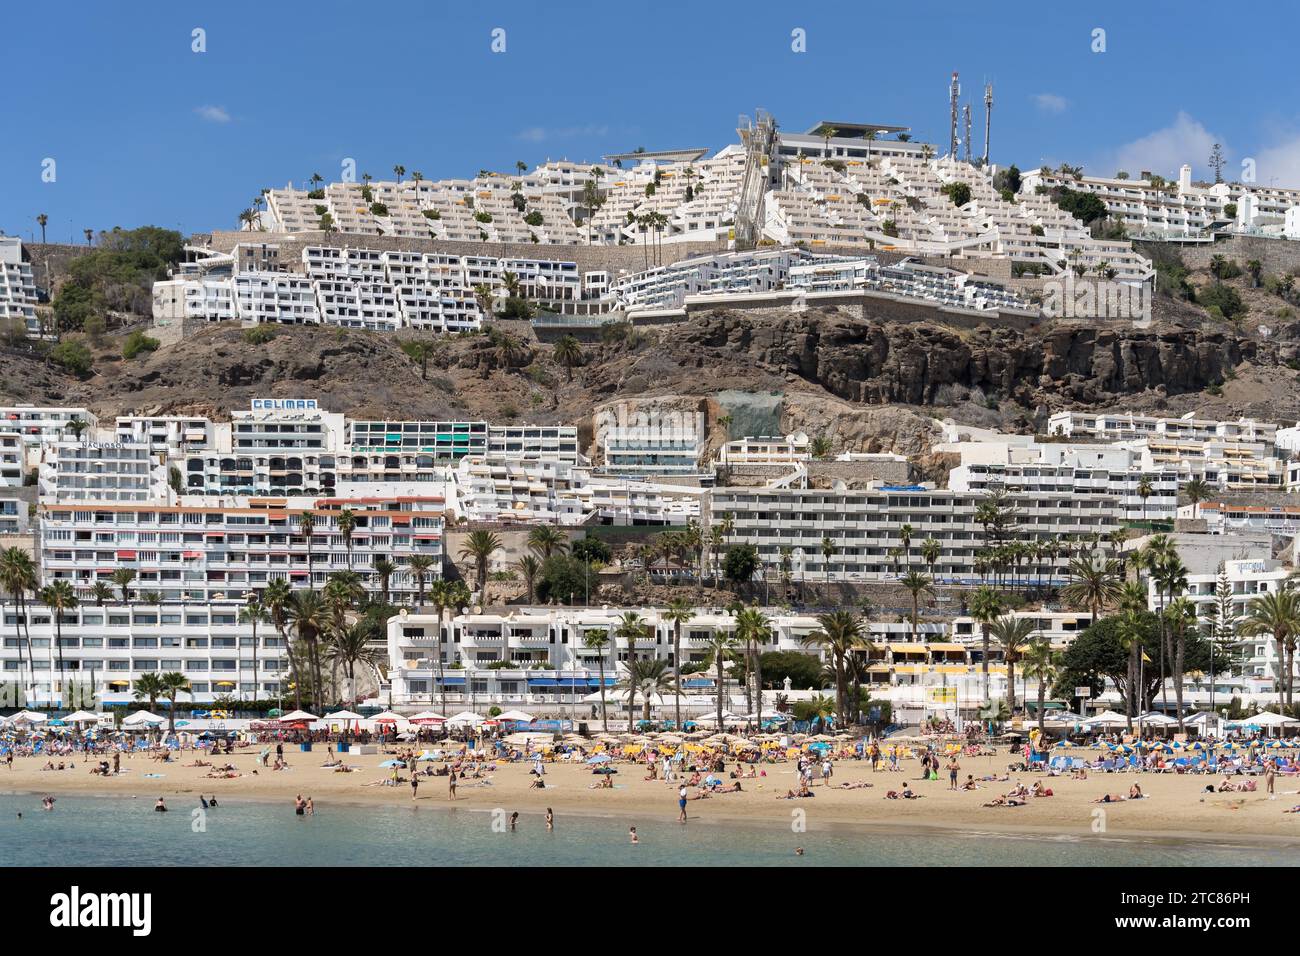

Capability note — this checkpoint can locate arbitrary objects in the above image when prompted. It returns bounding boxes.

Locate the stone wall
[1139,236,1300,276]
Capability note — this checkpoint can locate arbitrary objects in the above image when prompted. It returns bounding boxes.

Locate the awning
[436,676,466,685]
[927,643,966,653]
[116,551,137,559]
[888,643,926,655]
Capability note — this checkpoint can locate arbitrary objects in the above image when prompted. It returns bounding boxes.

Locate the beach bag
[929,769,939,781]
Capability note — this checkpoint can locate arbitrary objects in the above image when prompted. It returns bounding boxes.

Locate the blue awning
[437,676,466,686]
[684,679,714,688]
[527,678,558,687]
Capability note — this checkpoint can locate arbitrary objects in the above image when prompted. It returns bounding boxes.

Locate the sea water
[1,792,1294,866]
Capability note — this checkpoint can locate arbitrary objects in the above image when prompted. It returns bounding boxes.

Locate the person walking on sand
[411,774,420,800]
[678,784,688,823]
[948,757,960,791]
[1266,761,1276,799]
[448,770,458,800]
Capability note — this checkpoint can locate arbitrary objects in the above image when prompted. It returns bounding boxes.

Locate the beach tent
[1138,713,1177,726]
[495,710,535,723]
[446,711,485,726]
[6,710,48,725]
[324,710,364,723]
[1241,711,1298,728]
[407,711,447,724]
[368,711,405,724]
[1081,710,1129,729]
[62,710,103,724]
[122,710,166,727]
[278,710,319,722]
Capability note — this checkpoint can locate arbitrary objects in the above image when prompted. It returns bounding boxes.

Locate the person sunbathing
[1128,784,1145,800]
[835,780,874,790]
[1093,793,1126,803]
[983,794,1025,807]
[185,759,212,768]
[962,775,980,791]
[778,788,814,799]
[1030,781,1054,797]
[714,782,743,793]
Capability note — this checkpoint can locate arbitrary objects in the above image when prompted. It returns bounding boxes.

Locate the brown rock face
[675,312,1259,407]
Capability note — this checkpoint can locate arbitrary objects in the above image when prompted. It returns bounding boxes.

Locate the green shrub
[122,330,160,359]
[243,325,277,345]
[50,339,93,375]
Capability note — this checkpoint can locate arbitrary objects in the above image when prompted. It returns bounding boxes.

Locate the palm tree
[583,627,612,731]
[803,610,863,726]
[899,524,914,568]
[326,620,384,706]
[285,590,330,711]
[899,570,933,643]
[372,558,397,605]
[662,599,694,729]
[407,554,436,606]
[1115,604,1147,729]
[1182,477,1212,519]
[39,580,78,696]
[1136,476,1153,523]
[704,631,740,730]
[527,525,567,559]
[459,530,502,606]
[1,548,37,705]
[1152,551,1188,716]
[1020,638,1060,736]
[615,611,649,730]
[132,673,164,715]
[970,585,1004,702]
[337,508,356,568]
[36,213,48,244]
[514,554,541,603]
[263,579,301,711]
[297,512,316,584]
[1164,596,1198,732]
[159,672,189,734]
[734,607,771,727]
[239,597,268,705]
[111,567,137,605]
[820,536,836,590]
[989,615,1037,712]
[89,581,113,607]
[1061,554,1122,623]
[427,579,470,715]
[920,538,941,579]
[553,335,584,382]
[626,658,677,722]
[1241,586,1300,710]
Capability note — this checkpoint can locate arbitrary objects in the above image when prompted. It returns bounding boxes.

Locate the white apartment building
[38,494,444,603]
[38,442,168,503]
[1184,501,1300,536]
[115,415,217,456]
[0,406,99,448]
[232,272,320,324]
[717,434,812,466]
[0,431,28,487]
[947,441,1178,521]
[0,605,288,705]
[0,236,39,334]
[486,425,580,462]
[1121,436,1283,492]
[1047,410,1277,445]
[595,407,705,476]
[712,484,1121,584]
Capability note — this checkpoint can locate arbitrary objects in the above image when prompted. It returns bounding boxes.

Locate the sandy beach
[6,746,1300,846]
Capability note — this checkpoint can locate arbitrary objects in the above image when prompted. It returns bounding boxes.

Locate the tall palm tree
[239,597,268,705]
[527,525,567,559]
[262,579,301,711]
[372,558,397,604]
[920,538,941,579]
[337,508,356,569]
[1164,596,1198,732]
[1020,637,1060,736]
[734,607,772,727]
[459,530,502,606]
[514,555,541,603]
[285,590,330,711]
[1153,551,1188,716]
[1115,605,1148,730]
[89,581,113,607]
[111,567,136,605]
[1241,586,1300,710]
[159,672,189,734]
[704,631,740,730]
[820,536,836,590]
[1,548,37,706]
[326,620,384,706]
[803,610,862,726]
[1061,554,1122,623]
[615,611,649,730]
[899,570,933,643]
[582,627,612,731]
[662,599,694,729]
[1136,476,1153,523]
[970,585,1004,702]
[40,580,78,698]
[407,554,435,606]
[297,512,316,584]
[427,579,470,715]
[989,615,1037,712]
[624,659,676,722]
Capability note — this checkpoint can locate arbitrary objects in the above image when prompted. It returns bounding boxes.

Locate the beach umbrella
[445,711,485,726]
[7,710,47,724]
[586,753,612,764]
[62,710,101,724]
[407,711,447,724]
[369,711,405,724]
[122,710,166,727]
[379,759,405,768]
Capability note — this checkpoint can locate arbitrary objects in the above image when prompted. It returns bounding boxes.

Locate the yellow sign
[927,686,957,705]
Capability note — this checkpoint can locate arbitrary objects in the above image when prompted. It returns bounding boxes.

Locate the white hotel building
[0,236,39,335]
[38,494,445,604]
[1047,411,1277,445]
[38,442,169,504]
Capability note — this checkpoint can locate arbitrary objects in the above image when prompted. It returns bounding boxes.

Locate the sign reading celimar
[250,399,318,411]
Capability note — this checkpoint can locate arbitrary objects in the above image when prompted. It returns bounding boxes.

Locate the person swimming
[154,798,168,812]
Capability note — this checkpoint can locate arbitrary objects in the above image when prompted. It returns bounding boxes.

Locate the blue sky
[4,0,1300,242]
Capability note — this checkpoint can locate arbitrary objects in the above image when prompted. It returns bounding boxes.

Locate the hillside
[4,302,1298,450]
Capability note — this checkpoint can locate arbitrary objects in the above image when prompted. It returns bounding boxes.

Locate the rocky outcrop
[677,312,1263,407]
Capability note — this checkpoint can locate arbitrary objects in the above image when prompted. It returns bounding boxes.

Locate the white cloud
[515,124,610,143]
[1033,93,1068,114]
[195,105,232,124]
[1106,112,1221,180]
[1252,133,1300,188]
